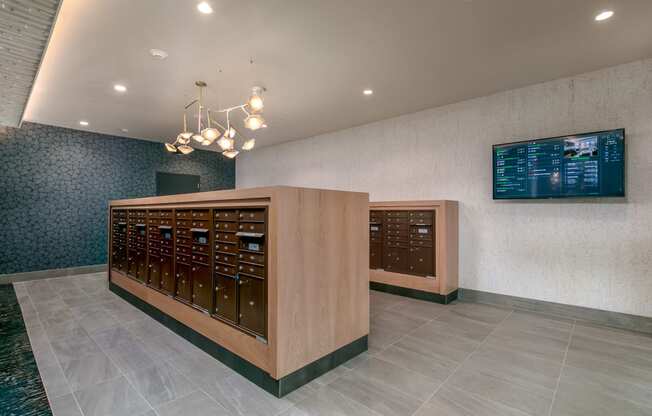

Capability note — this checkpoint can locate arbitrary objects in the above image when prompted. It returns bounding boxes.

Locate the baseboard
[0,264,107,284]
[109,281,367,397]
[459,288,652,335]
[370,281,458,304]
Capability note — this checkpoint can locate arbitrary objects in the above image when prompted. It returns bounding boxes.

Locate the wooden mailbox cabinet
[369,201,458,303]
[108,186,369,394]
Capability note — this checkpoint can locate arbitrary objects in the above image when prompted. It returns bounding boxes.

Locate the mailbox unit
[369,200,459,303]
[108,186,369,397]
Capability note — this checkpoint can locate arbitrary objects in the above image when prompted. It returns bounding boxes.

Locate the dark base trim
[370,281,457,304]
[110,282,367,397]
[459,288,652,335]
[0,263,106,284]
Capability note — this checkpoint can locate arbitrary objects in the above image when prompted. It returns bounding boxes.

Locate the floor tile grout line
[36,276,152,416]
[22,289,87,416]
[546,319,576,416]
[409,308,516,416]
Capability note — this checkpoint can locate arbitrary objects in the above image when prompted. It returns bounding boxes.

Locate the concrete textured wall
[237,59,652,317]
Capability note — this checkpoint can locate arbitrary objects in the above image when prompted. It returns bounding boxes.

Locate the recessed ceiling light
[79,121,89,126]
[197,2,213,14]
[114,84,127,93]
[262,124,268,128]
[121,128,129,133]
[149,48,168,59]
[363,89,373,96]
[595,10,614,21]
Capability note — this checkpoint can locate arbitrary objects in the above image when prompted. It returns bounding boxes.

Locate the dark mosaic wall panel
[0,122,235,274]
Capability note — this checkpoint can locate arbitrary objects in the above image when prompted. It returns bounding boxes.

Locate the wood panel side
[110,271,272,374]
[274,188,369,378]
[442,201,459,295]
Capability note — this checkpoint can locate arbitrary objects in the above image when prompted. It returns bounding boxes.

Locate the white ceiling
[23,0,652,150]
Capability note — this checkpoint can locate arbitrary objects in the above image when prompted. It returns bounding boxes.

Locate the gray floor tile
[342,351,373,369]
[368,324,403,353]
[126,317,172,339]
[74,376,152,416]
[386,298,446,321]
[203,373,294,416]
[139,331,196,360]
[418,315,493,343]
[329,371,422,416]
[559,364,652,408]
[44,320,87,341]
[156,390,230,416]
[50,393,83,416]
[78,310,120,334]
[69,303,108,320]
[60,352,121,391]
[448,302,512,325]
[573,323,652,350]
[371,310,428,334]
[50,334,102,363]
[377,343,457,382]
[463,344,561,394]
[485,326,569,363]
[40,308,75,328]
[166,349,234,386]
[500,310,573,342]
[125,362,197,407]
[279,385,380,416]
[352,357,440,400]
[551,379,652,416]
[90,326,138,349]
[567,333,652,373]
[415,385,531,416]
[39,363,72,399]
[104,341,157,373]
[401,328,477,362]
[446,368,552,416]
[63,295,96,309]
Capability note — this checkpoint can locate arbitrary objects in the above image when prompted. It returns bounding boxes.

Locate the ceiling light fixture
[79,120,89,126]
[595,10,614,21]
[363,89,373,95]
[197,2,213,14]
[149,49,168,59]
[164,81,267,158]
[114,84,127,93]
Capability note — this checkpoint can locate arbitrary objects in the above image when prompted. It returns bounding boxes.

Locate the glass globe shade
[201,127,220,141]
[217,136,234,151]
[242,138,256,151]
[178,145,194,154]
[223,149,239,159]
[165,143,177,152]
[244,114,264,131]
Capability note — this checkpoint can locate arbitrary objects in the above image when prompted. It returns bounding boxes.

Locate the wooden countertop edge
[110,186,369,207]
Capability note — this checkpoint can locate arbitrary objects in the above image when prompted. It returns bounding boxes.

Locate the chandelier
[165,81,266,158]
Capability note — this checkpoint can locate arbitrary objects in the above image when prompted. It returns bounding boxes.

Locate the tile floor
[13,273,652,416]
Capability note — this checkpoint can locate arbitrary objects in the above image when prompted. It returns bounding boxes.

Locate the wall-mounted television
[493,129,625,199]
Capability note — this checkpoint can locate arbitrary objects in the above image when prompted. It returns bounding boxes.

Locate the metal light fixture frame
[165,81,264,158]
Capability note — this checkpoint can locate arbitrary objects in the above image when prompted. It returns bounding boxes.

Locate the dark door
[239,276,265,336]
[127,250,138,277]
[148,255,161,288]
[160,256,174,294]
[156,172,200,196]
[215,275,237,322]
[408,246,433,276]
[136,251,148,282]
[370,244,382,269]
[191,264,212,311]
[175,264,192,303]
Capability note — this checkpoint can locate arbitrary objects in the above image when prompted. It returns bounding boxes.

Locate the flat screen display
[493,129,625,199]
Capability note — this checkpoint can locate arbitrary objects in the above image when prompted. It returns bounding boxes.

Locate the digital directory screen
[493,129,625,199]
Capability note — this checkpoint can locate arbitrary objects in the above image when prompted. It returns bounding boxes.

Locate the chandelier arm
[184,99,199,110]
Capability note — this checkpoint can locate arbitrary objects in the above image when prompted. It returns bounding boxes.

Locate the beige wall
[237,59,652,317]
